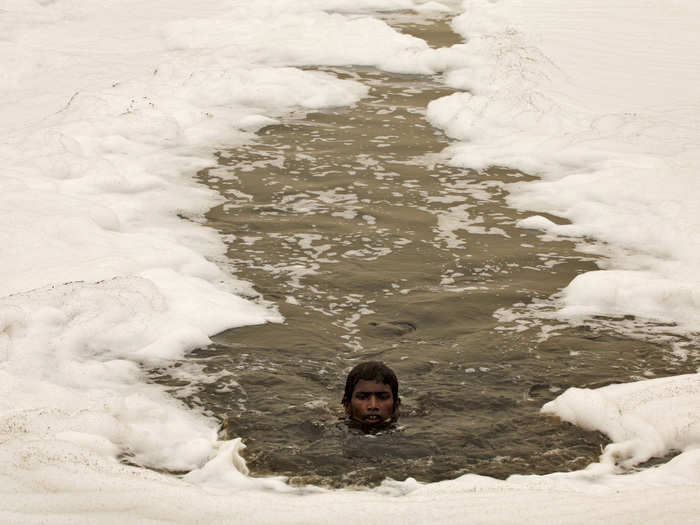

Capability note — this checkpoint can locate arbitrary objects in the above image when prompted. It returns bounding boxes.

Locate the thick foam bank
[430,0,700,331]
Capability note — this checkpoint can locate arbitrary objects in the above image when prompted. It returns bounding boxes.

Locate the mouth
[363,415,384,423]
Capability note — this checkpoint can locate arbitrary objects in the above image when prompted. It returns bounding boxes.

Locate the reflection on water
[152,15,699,487]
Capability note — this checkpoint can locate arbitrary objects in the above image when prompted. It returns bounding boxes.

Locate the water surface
[154,15,698,487]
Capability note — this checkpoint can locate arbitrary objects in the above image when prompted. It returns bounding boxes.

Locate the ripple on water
[152,16,700,487]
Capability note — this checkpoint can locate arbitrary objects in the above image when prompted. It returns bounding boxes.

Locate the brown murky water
[154,15,699,487]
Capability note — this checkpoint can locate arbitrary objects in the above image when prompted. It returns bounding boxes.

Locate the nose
[367,395,378,409]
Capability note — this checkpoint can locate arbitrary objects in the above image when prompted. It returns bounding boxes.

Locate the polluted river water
[153,16,698,488]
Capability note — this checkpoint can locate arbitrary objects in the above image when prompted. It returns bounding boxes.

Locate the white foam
[543,374,700,470]
[430,0,700,334]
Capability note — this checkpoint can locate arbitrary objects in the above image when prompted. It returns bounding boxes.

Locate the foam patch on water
[428,0,700,335]
[0,276,269,473]
[543,374,700,470]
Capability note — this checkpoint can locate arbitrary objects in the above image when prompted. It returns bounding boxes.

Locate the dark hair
[342,361,399,407]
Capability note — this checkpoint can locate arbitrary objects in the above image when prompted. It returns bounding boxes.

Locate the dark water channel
[154,16,699,487]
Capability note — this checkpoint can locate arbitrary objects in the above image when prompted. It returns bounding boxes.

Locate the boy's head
[342,361,400,426]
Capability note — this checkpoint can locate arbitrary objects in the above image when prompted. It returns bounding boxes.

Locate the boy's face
[344,379,397,426]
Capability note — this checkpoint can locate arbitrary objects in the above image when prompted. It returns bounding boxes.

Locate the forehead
[352,379,392,395]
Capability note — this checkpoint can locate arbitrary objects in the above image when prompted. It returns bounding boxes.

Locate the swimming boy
[342,361,400,428]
